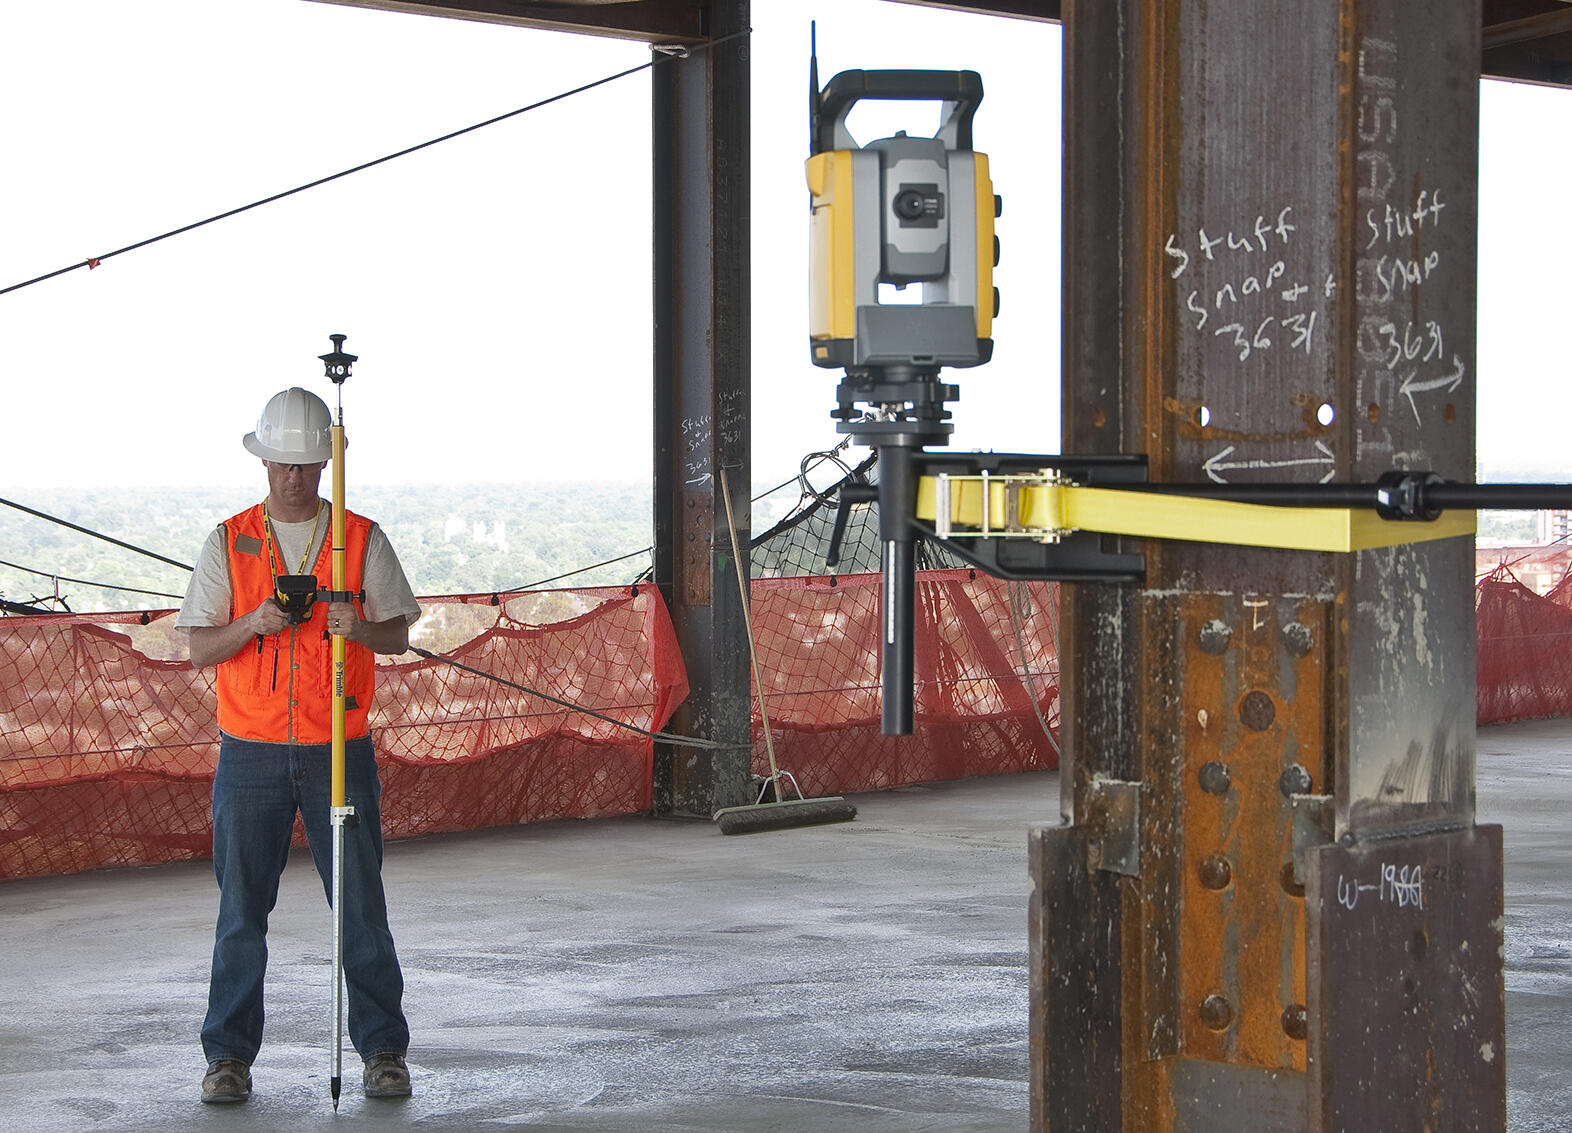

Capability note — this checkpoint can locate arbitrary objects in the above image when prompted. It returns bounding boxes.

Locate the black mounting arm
[1142,473,1572,521]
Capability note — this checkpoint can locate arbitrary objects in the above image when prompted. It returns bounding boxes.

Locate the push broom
[712,468,857,835]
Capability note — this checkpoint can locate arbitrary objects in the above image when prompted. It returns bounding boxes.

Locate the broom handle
[718,469,780,782]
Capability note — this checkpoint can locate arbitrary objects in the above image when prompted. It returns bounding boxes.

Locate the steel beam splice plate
[1305,825,1505,1132]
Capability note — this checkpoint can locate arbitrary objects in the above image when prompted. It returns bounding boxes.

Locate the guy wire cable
[3,438,840,602]
[1,496,193,572]
[497,444,856,594]
[1,28,751,298]
[500,547,654,594]
[0,557,185,602]
[407,646,742,752]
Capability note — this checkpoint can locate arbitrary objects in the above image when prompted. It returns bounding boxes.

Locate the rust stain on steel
[1137,594,1182,1066]
[1178,594,1328,1074]
[679,491,712,606]
[1164,395,1339,445]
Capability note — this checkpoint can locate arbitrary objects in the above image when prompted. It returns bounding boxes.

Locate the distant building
[1538,509,1572,546]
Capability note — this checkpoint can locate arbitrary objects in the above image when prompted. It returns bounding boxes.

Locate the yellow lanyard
[258,499,325,688]
[261,499,325,581]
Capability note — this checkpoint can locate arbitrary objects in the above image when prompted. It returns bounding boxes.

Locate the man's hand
[188,596,289,669]
[248,597,290,638]
[188,598,409,668]
[326,601,359,641]
[327,601,410,655]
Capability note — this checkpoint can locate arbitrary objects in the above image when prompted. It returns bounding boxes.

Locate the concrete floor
[0,719,1567,1132]
[1478,719,1572,1133]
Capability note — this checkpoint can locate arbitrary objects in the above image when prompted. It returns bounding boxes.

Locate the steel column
[1037,1,1501,1128]
[651,2,753,817]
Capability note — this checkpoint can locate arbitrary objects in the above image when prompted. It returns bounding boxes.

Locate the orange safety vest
[215,501,376,743]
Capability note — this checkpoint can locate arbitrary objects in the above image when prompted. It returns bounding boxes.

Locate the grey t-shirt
[176,503,421,630]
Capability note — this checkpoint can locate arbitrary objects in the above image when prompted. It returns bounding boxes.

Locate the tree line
[0,482,654,614]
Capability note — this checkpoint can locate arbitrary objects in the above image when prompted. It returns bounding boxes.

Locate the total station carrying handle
[811,69,984,155]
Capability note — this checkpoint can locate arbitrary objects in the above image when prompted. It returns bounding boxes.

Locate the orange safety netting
[1,574,1061,880]
[748,571,1060,795]
[1,587,686,880]
[16,556,1572,881]
[1476,562,1572,725]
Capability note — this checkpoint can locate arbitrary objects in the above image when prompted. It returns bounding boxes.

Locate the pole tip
[331,1075,341,1109]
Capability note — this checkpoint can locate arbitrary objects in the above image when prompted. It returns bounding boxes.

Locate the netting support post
[650,0,755,818]
[1038,1,1502,1129]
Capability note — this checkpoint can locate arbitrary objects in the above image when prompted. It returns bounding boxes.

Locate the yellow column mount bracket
[916,471,1476,554]
[822,448,1571,736]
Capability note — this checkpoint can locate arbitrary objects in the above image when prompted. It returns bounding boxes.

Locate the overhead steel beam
[1482,0,1572,84]
[650,1,753,817]
[1038,0,1503,1128]
[308,0,1572,88]
[1484,3,1572,48]
[883,0,1062,22]
[305,0,706,42]
[893,0,1572,88]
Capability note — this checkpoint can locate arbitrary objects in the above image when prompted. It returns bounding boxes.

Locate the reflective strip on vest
[215,502,375,743]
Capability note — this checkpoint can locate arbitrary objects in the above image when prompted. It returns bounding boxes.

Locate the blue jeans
[201,733,409,1065]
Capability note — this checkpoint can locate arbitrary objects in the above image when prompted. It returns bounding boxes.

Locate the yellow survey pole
[320,333,357,1111]
[331,420,347,803]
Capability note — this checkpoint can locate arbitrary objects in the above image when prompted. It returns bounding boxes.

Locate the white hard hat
[243,387,334,464]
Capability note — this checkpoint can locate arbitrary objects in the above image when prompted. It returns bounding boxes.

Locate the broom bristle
[713,797,857,835]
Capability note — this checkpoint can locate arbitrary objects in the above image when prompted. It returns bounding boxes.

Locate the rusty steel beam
[1045,0,1502,1128]
[1174,595,1328,1076]
[650,0,753,816]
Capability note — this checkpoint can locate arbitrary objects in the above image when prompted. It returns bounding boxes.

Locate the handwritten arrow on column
[1399,354,1467,425]
[1202,440,1336,484]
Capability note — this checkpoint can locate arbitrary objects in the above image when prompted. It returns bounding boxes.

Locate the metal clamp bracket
[1289,793,1334,890]
[1085,778,1142,877]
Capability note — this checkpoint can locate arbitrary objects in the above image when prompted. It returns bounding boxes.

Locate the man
[177,387,421,1104]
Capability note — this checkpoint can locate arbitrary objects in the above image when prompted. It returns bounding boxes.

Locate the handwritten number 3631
[1213,312,1316,361]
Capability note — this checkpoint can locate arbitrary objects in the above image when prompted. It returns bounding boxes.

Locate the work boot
[363,1052,411,1098]
[200,1059,252,1104]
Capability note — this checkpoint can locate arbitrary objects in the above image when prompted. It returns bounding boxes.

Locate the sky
[0,1,1567,495]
